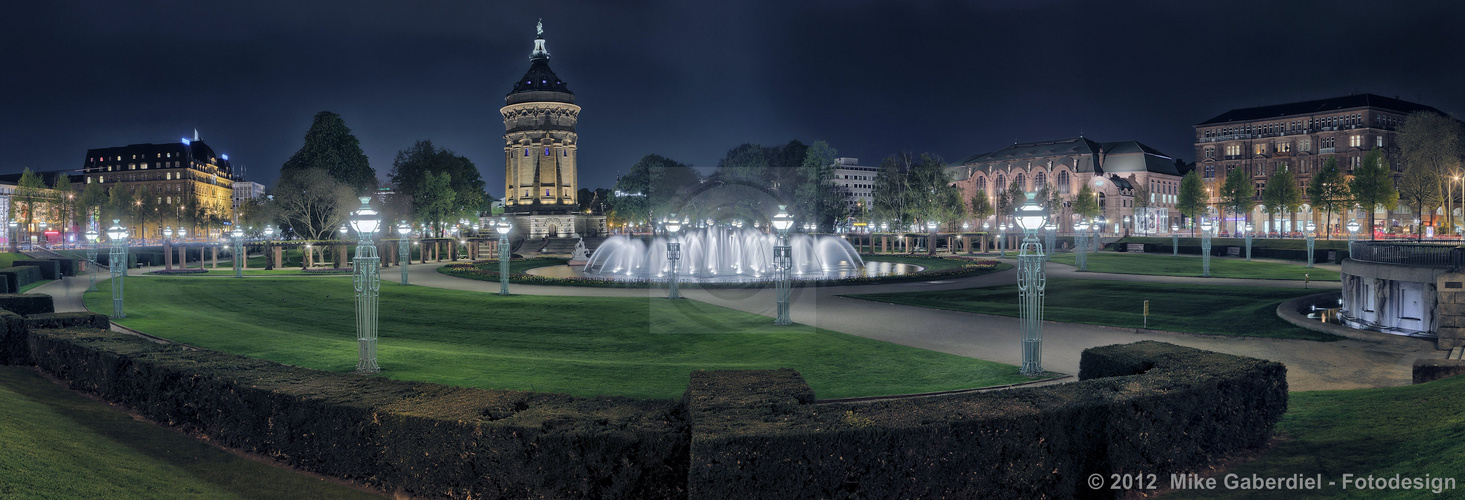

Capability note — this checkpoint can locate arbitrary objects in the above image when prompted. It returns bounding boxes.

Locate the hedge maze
[0,292,1287,499]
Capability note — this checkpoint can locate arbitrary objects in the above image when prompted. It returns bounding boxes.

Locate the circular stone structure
[577,227,915,282]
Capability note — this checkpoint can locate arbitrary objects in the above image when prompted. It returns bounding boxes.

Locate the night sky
[4,1,1462,195]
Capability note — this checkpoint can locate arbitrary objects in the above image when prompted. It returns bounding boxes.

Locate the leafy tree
[1397,111,1463,228]
[1004,179,1025,226]
[1176,170,1206,234]
[795,141,846,229]
[416,171,457,237]
[271,167,358,241]
[872,153,914,228]
[609,154,701,227]
[1071,183,1099,222]
[968,190,992,225]
[1398,162,1441,237]
[281,111,377,192]
[1262,167,1294,236]
[1307,157,1351,238]
[1349,147,1399,240]
[104,185,133,228]
[990,178,1013,229]
[1219,166,1256,235]
[11,168,47,248]
[78,182,106,228]
[907,153,962,228]
[388,140,486,224]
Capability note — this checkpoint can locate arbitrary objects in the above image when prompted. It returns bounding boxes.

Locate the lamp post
[1244,222,1254,261]
[962,221,971,255]
[1171,223,1179,256]
[1014,192,1050,376]
[397,221,412,285]
[348,197,381,374]
[231,227,245,278]
[1200,217,1213,277]
[998,223,1007,258]
[1095,216,1106,252]
[164,226,173,270]
[496,217,512,295]
[926,219,938,256]
[7,220,15,252]
[1347,219,1360,243]
[1074,219,1089,271]
[771,206,794,325]
[85,226,99,288]
[263,225,275,270]
[665,215,682,300]
[106,220,128,318]
[1305,220,1317,268]
[1043,221,1056,262]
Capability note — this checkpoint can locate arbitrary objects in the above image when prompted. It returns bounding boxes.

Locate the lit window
[1377,136,1384,148]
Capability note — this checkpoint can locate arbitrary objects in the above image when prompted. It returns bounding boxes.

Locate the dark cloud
[2,0,1461,194]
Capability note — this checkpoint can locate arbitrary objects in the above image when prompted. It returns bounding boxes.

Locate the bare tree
[271,167,357,241]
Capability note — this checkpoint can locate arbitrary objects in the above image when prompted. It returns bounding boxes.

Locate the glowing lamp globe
[349,197,380,236]
[178,228,186,239]
[495,217,511,235]
[1074,220,1090,232]
[926,220,938,232]
[397,221,411,236]
[1013,192,1049,231]
[1305,221,1316,233]
[106,220,127,242]
[665,214,682,234]
[85,227,98,243]
[1200,218,1213,232]
[264,225,275,238]
[771,205,794,235]
[1347,220,1360,233]
[1043,221,1056,232]
[1245,223,1255,233]
[164,227,173,238]
[231,227,244,239]
[1170,223,1178,232]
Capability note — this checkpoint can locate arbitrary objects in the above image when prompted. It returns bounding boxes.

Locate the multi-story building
[832,157,877,215]
[948,137,1186,233]
[232,181,265,210]
[1194,93,1447,234]
[82,137,236,239]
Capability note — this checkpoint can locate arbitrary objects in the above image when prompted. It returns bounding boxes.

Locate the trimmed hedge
[0,309,25,365]
[25,327,689,498]
[14,259,61,280]
[0,294,55,316]
[686,341,1288,499]
[0,266,42,291]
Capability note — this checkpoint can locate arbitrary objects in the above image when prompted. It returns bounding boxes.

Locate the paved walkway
[36,256,1433,392]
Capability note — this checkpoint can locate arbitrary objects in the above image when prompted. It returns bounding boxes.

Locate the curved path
[39,256,1432,392]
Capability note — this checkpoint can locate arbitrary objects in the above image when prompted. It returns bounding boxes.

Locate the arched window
[995,174,1006,191]
[1034,171,1047,190]
[975,177,987,194]
[1057,171,1070,194]
[1014,173,1026,191]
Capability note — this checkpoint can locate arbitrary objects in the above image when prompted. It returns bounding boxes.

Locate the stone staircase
[1450,347,1463,360]
[537,237,606,256]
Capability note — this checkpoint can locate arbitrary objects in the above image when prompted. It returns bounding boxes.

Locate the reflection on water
[529,261,924,283]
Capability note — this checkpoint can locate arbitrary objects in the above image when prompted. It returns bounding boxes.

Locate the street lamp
[231,227,245,278]
[665,214,682,300]
[998,223,1008,258]
[397,221,412,285]
[1074,219,1090,271]
[495,217,512,295]
[348,197,381,374]
[1347,219,1360,243]
[263,225,275,270]
[771,205,794,325]
[926,219,938,256]
[1043,221,1056,262]
[6,220,15,252]
[1305,220,1317,268]
[1014,192,1050,376]
[85,226,99,288]
[106,220,128,318]
[1170,223,1179,257]
[1095,216,1107,250]
[1200,217,1213,277]
[1244,222,1255,261]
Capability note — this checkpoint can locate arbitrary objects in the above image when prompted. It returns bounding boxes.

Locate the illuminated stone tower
[502,19,580,213]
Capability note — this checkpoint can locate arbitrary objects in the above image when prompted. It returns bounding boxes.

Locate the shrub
[13,260,61,280]
[24,312,109,331]
[0,266,42,291]
[0,294,55,316]
[686,341,1288,499]
[0,309,26,365]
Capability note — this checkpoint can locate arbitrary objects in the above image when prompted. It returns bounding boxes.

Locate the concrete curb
[1277,292,1436,348]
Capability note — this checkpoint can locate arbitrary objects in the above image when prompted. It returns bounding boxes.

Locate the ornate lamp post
[106,220,128,318]
[496,217,512,295]
[665,215,682,300]
[1244,222,1255,261]
[998,223,1008,258]
[1095,216,1106,252]
[263,225,275,270]
[348,197,381,374]
[1043,221,1056,262]
[163,226,174,270]
[926,219,938,256]
[962,221,971,255]
[1347,219,1360,243]
[1200,217,1213,277]
[1171,223,1179,256]
[1014,192,1049,376]
[6,220,15,252]
[1074,219,1089,271]
[397,221,412,285]
[771,206,794,326]
[231,227,245,277]
[85,226,99,287]
[982,221,990,254]
[1305,220,1317,268]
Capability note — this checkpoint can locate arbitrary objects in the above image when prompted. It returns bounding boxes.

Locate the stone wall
[1434,273,1465,349]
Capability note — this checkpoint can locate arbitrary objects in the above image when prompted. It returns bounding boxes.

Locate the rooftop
[1197,93,1446,125]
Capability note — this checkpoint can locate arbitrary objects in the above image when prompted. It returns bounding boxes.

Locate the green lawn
[1174,374,1465,499]
[1050,252,1341,281]
[19,279,52,293]
[84,277,1035,399]
[846,278,1336,341]
[0,366,382,499]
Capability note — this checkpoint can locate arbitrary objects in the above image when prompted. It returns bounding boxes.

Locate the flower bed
[147,268,210,275]
[439,258,1002,289]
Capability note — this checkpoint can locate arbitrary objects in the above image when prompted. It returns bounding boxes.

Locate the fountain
[578,225,898,282]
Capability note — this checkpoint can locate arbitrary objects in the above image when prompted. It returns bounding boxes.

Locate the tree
[795,141,846,229]
[104,185,133,228]
[281,111,377,192]
[271,167,358,241]
[1261,167,1288,236]
[1219,166,1256,235]
[1397,111,1463,229]
[1398,162,1442,240]
[11,168,47,249]
[1307,157,1351,238]
[609,154,701,227]
[968,190,993,225]
[416,171,457,237]
[872,153,914,227]
[1133,184,1151,208]
[388,140,486,224]
[78,182,106,228]
[1071,183,1099,222]
[1349,147,1399,240]
[906,153,962,228]
[1003,179,1025,226]
[1176,170,1206,234]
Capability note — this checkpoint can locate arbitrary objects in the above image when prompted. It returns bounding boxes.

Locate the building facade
[233,181,265,209]
[82,138,236,239]
[832,157,877,215]
[498,22,604,239]
[1194,93,1446,234]
[949,137,1185,233]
